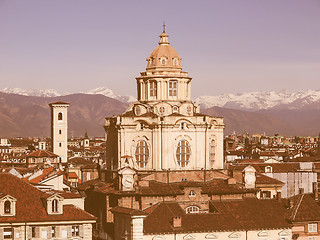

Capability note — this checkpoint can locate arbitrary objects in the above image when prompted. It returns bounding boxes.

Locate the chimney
[276,191,282,201]
[313,182,319,201]
[299,188,304,194]
[172,216,182,228]
[228,178,237,185]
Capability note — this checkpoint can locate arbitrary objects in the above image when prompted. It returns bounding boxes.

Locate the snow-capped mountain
[2,87,62,97]
[2,87,320,110]
[85,87,136,103]
[196,90,320,110]
[1,87,135,103]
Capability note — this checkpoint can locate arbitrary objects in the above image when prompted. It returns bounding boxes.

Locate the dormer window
[186,206,200,214]
[265,166,272,173]
[0,195,16,216]
[4,201,11,213]
[46,194,64,215]
[52,199,58,212]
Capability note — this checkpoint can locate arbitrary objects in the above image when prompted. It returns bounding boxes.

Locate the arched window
[150,81,157,97]
[176,140,191,167]
[52,199,58,213]
[186,206,199,214]
[169,80,177,97]
[4,201,11,214]
[135,140,149,168]
[58,112,63,120]
[209,140,215,163]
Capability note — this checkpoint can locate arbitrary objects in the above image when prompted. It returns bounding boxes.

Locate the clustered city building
[1,28,320,240]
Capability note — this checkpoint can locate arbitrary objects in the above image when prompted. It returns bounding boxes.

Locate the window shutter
[67,226,72,238]
[318,223,320,233]
[56,226,60,238]
[0,228,3,237]
[304,224,308,233]
[36,227,40,238]
[80,225,84,237]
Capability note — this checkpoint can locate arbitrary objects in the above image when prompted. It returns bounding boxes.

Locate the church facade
[105,28,224,172]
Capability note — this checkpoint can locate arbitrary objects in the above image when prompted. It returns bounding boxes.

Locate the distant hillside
[0,93,128,137]
[201,107,302,136]
[1,92,320,137]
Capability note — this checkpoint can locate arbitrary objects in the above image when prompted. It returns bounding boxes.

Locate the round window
[159,106,165,115]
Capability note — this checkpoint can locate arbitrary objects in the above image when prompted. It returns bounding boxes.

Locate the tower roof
[146,27,182,70]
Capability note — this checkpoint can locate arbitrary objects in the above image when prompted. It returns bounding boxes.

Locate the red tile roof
[287,194,320,222]
[0,173,95,223]
[255,173,284,186]
[27,150,58,158]
[143,199,291,234]
[68,172,78,179]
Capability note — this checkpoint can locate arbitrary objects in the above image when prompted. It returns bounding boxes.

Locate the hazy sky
[1,0,319,98]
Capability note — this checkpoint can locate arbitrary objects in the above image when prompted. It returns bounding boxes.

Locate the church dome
[146,29,182,70]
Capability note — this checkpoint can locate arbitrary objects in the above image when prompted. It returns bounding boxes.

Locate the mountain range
[1,87,320,137]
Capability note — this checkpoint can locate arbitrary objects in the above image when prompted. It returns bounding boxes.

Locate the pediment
[0,194,16,202]
[228,232,241,238]
[205,233,218,239]
[278,229,291,236]
[257,231,269,237]
[183,234,195,240]
[118,166,136,176]
[46,193,64,201]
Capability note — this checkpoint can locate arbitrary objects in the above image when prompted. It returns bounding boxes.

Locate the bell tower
[49,101,69,164]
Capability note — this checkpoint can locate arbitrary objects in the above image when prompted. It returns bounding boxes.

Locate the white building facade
[49,101,69,163]
[105,29,224,172]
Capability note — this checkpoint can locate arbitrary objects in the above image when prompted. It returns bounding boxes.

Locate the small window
[32,227,36,238]
[265,166,272,173]
[159,106,165,115]
[308,223,317,232]
[72,226,80,237]
[189,190,196,197]
[4,200,11,214]
[52,199,58,213]
[59,130,62,134]
[4,228,12,239]
[209,140,215,164]
[169,80,177,97]
[51,227,56,238]
[58,112,63,120]
[150,81,157,97]
[186,206,199,214]
[59,143,62,147]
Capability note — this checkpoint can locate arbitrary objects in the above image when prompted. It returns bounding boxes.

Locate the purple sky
[1,0,319,98]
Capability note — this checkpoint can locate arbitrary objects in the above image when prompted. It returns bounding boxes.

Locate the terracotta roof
[138,181,184,196]
[67,172,78,179]
[287,194,320,222]
[42,190,82,199]
[77,179,111,191]
[255,173,284,186]
[111,206,147,216]
[143,199,291,234]
[68,157,91,165]
[27,167,63,184]
[0,173,95,223]
[27,150,59,158]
